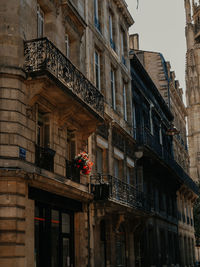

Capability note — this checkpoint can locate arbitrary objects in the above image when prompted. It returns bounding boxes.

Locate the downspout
[87,202,91,267]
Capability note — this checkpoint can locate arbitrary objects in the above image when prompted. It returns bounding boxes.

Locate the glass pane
[97,147,103,173]
[62,213,70,233]
[34,206,45,267]
[51,210,59,267]
[63,238,70,267]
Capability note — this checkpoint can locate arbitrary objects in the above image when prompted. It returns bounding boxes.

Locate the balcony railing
[66,159,80,183]
[91,174,152,212]
[35,144,55,172]
[24,37,104,117]
[135,127,199,195]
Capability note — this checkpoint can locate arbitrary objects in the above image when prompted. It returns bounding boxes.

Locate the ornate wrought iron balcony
[24,37,104,117]
[135,127,199,195]
[91,174,152,212]
[35,144,55,172]
[66,159,80,183]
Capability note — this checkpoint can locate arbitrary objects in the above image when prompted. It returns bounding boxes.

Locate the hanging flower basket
[74,152,93,175]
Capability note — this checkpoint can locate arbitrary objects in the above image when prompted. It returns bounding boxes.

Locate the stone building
[185,0,200,261]
[0,0,199,266]
[0,0,105,266]
[129,35,198,266]
[185,0,200,184]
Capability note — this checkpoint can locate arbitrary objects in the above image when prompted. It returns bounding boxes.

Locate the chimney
[129,34,139,50]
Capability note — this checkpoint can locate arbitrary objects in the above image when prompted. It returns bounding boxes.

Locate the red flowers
[74,152,93,175]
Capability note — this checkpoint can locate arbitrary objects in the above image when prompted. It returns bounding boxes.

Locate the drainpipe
[87,202,91,267]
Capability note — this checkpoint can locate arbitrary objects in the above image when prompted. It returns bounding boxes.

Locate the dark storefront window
[34,203,74,267]
[116,224,126,267]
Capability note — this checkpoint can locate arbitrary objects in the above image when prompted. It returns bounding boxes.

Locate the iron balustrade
[135,127,199,195]
[24,37,104,117]
[66,159,80,183]
[35,144,55,172]
[91,174,152,212]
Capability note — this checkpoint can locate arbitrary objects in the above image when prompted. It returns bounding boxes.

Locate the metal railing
[35,144,55,172]
[91,174,152,212]
[24,37,104,117]
[66,160,80,183]
[135,127,199,195]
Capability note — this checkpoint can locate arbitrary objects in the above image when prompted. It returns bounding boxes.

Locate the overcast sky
[126,0,186,91]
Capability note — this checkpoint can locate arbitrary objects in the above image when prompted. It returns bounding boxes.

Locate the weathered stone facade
[0,0,198,266]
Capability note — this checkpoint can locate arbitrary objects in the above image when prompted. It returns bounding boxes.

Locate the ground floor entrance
[29,187,83,267]
[34,202,74,267]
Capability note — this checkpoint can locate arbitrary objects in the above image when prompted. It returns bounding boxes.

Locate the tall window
[111,69,116,110]
[65,34,69,58]
[123,84,127,121]
[37,4,44,38]
[37,112,50,147]
[121,30,126,65]
[94,0,101,31]
[94,51,101,90]
[96,147,103,174]
[132,102,137,139]
[109,13,115,50]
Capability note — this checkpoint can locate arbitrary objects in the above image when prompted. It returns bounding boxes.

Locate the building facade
[185,0,200,184]
[0,0,105,266]
[0,0,199,266]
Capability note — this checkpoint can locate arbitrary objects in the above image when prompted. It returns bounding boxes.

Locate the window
[37,112,50,147]
[132,102,137,139]
[94,0,101,31]
[127,166,134,185]
[100,220,106,267]
[96,147,103,174]
[111,69,116,110]
[65,34,69,58]
[34,202,74,267]
[109,13,115,50]
[37,4,44,38]
[114,158,119,178]
[121,30,126,65]
[116,224,126,267]
[94,51,101,90]
[123,84,127,121]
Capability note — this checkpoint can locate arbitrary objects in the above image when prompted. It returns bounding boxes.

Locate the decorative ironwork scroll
[24,37,104,117]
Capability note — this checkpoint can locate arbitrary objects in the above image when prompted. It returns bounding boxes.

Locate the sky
[126,0,186,91]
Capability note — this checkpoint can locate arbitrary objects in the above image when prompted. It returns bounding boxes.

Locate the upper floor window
[37,4,44,38]
[94,51,101,90]
[121,30,126,66]
[123,83,127,121]
[37,111,50,147]
[65,34,69,58]
[94,0,101,32]
[109,13,115,50]
[110,69,116,110]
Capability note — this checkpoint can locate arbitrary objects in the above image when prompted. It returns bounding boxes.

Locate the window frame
[94,50,101,90]
[111,68,116,110]
[37,4,44,38]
